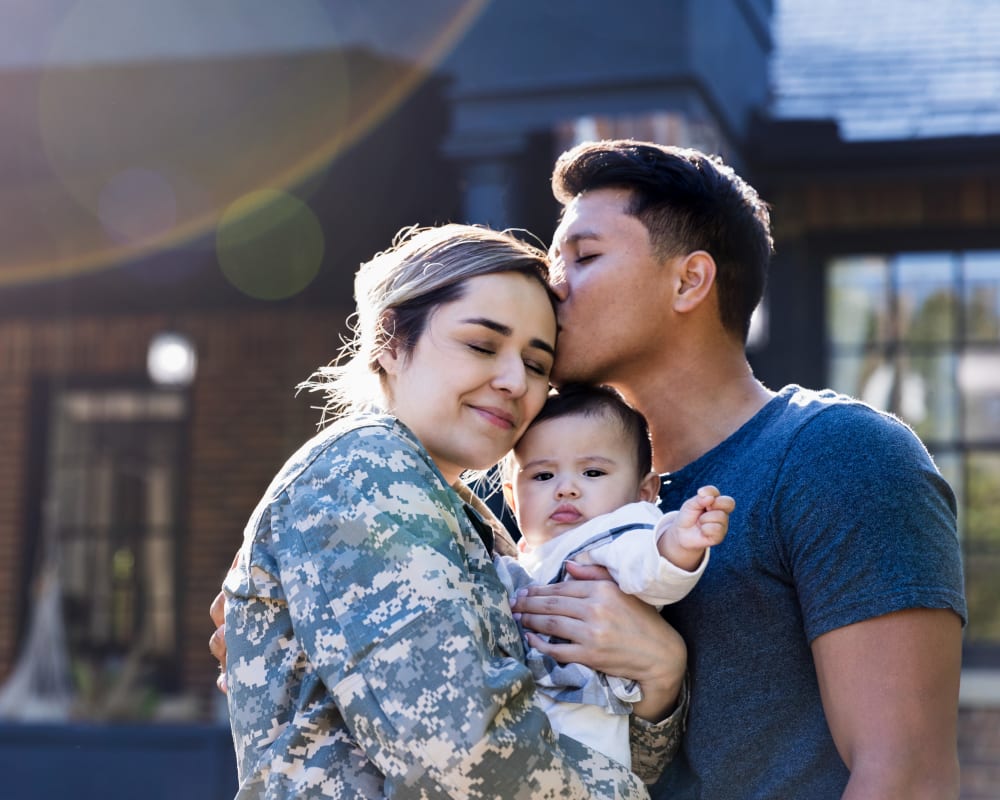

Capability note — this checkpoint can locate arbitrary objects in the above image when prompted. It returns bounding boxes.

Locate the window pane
[895,253,958,345]
[964,453,1000,644]
[829,353,881,401]
[827,256,891,345]
[959,352,1000,442]
[43,386,187,716]
[964,252,1000,343]
[900,351,958,442]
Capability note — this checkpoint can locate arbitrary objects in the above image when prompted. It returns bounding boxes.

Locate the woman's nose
[492,356,528,396]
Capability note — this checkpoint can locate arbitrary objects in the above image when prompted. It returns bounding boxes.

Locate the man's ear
[638,471,661,503]
[674,250,717,313]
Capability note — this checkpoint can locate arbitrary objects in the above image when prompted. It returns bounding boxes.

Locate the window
[554,111,727,163]
[41,386,188,713]
[827,251,1000,662]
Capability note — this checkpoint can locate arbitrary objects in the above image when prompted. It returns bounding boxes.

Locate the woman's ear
[377,345,400,375]
[673,250,717,313]
[638,471,661,503]
[375,311,401,374]
[502,480,517,515]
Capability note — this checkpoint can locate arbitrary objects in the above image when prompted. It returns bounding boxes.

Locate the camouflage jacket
[224,414,683,798]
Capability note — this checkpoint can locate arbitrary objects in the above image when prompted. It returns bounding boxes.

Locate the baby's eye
[583,469,606,478]
[530,471,554,482]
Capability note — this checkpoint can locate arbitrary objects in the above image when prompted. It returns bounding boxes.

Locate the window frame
[22,374,191,706]
[823,244,1000,670]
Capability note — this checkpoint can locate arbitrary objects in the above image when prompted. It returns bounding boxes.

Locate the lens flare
[216,189,324,300]
[1,0,488,286]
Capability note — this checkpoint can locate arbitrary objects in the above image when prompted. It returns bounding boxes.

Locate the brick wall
[180,310,340,712]
[0,308,343,713]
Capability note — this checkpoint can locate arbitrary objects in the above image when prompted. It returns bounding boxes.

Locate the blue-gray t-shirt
[651,385,966,800]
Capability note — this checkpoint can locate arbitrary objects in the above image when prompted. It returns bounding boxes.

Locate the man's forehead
[554,189,631,240]
[551,209,599,257]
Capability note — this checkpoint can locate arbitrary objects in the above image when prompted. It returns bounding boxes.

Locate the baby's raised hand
[659,485,735,571]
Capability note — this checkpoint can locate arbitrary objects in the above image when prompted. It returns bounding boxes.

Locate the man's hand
[511,561,686,721]
[209,590,228,694]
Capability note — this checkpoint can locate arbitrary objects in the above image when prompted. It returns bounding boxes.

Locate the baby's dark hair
[515,384,653,476]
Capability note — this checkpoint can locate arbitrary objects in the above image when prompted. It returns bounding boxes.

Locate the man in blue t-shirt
[511,140,966,799]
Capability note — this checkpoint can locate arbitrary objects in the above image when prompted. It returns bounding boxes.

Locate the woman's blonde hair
[302,223,552,424]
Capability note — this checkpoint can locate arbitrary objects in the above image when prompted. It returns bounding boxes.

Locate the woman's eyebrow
[460,317,555,356]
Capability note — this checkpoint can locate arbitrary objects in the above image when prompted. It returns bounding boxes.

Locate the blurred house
[0,0,996,796]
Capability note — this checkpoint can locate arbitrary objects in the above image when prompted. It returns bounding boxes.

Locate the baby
[495,384,733,768]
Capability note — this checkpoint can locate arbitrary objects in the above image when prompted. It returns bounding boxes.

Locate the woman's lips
[470,405,516,430]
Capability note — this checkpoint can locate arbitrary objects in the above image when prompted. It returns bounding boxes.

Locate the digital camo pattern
[224,414,678,798]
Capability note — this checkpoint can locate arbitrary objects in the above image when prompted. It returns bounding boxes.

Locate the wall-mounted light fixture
[147,332,197,387]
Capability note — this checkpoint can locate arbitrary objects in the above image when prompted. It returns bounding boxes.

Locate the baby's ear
[638,471,661,503]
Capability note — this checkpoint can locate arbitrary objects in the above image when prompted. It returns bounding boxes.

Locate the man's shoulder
[770,386,940,486]
[772,384,914,440]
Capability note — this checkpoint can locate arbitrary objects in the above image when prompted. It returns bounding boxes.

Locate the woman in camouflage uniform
[222,224,687,798]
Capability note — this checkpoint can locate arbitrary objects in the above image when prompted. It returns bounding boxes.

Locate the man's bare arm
[812,607,962,800]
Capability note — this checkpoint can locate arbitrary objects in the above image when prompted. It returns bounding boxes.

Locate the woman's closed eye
[524,358,550,377]
[468,343,549,377]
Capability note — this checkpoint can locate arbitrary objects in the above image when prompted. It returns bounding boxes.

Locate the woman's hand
[209,590,228,694]
[510,561,686,722]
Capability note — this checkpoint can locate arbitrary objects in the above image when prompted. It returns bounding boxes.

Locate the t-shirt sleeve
[269,430,649,798]
[769,404,967,642]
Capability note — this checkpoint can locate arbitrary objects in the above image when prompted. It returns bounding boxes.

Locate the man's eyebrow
[564,231,601,244]
[460,317,555,356]
[552,230,600,253]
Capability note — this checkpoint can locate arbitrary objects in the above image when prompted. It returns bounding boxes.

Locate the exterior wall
[0,308,344,715]
[442,0,773,226]
[444,0,771,143]
[751,171,1000,392]
[0,376,29,679]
